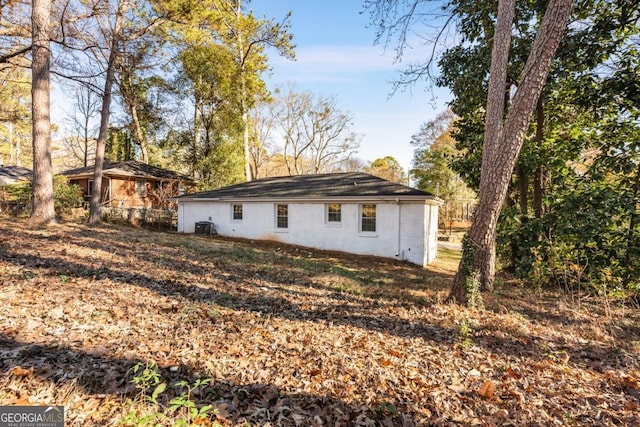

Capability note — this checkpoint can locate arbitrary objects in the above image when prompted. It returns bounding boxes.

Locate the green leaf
[152,382,166,400]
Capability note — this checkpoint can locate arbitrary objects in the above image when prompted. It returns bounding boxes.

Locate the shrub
[1,176,83,218]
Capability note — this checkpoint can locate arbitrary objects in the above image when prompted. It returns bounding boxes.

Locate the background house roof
[179,172,436,200]
[0,166,33,185]
[60,161,191,181]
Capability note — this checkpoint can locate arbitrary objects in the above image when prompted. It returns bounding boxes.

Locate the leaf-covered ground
[0,218,638,426]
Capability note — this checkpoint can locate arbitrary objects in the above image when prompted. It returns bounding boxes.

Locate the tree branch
[0,45,32,64]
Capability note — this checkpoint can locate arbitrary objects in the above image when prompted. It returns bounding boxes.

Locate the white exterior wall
[178,200,439,266]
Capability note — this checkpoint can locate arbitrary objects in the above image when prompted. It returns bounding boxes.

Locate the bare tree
[30,0,56,224]
[337,156,367,173]
[248,99,275,179]
[64,85,99,167]
[272,86,360,175]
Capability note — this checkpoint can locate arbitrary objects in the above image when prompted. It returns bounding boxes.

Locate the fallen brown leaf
[9,366,33,378]
[478,380,495,400]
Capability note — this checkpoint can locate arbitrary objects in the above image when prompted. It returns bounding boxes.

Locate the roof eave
[176,195,441,204]
[61,171,191,181]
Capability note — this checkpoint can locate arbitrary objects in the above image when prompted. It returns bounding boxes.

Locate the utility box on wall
[194,221,216,235]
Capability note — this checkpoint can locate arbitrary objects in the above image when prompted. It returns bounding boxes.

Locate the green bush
[53,175,84,216]
[1,176,83,218]
[498,176,640,299]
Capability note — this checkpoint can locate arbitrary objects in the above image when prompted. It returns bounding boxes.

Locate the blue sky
[250,0,452,172]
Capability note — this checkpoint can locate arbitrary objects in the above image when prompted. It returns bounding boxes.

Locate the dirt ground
[0,218,638,426]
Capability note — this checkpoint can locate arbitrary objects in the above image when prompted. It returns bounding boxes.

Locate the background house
[0,166,33,213]
[176,173,443,266]
[61,161,192,209]
[0,165,33,186]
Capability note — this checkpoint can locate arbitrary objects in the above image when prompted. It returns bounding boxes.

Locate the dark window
[276,204,288,229]
[327,204,341,222]
[135,179,147,197]
[361,204,376,232]
[233,204,243,220]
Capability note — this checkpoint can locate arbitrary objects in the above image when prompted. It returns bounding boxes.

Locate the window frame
[360,204,377,233]
[276,204,288,229]
[326,203,342,224]
[232,204,243,221]
[135,179,147,197]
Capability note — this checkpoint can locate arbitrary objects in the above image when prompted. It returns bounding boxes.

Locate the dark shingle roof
[180,173,435,200]
[0,166,33,185]
[60,161,191,181]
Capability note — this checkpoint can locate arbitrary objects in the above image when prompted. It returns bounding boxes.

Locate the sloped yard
[0,219,638,426]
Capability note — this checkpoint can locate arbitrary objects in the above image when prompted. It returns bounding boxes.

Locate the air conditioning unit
[195,221,216,235]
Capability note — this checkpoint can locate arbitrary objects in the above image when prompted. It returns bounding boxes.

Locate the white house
[176,173,443,266]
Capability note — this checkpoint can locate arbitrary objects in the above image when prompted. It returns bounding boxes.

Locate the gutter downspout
[396,198,401,258]
[426,204,433,265]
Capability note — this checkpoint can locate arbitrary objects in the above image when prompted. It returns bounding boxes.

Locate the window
[276,204,288,229]
[327,203,341,223]
[87,179,93,196]
[361,204,376,232]
[233,204,243,220]
[136,179,147,197]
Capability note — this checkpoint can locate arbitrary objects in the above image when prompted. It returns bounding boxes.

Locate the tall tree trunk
[511,166,529,271]
[129,100,148,163]
[448,0,575,305]
[192,93,201,179]
[518,165,529,217]
[30,0,56,224]
[9,122,18,166]
[242,98,251,181]
[234,0,252,182]
[89,0,126,225]
[83,89,91,167]
[447,0,515,305]
[623,160,640,284]
[122,71,149,163]
[83,118,89,167]
[534,97,545,218]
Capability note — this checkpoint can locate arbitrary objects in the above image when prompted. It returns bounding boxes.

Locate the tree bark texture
[518,165,529,217]
[129,100,148,163]
[121,70,149,163]
[534,97,545,218]
[480,0,515,172]
[89,0,127,225]
[448,0,575,305]
[30,0,56,224]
